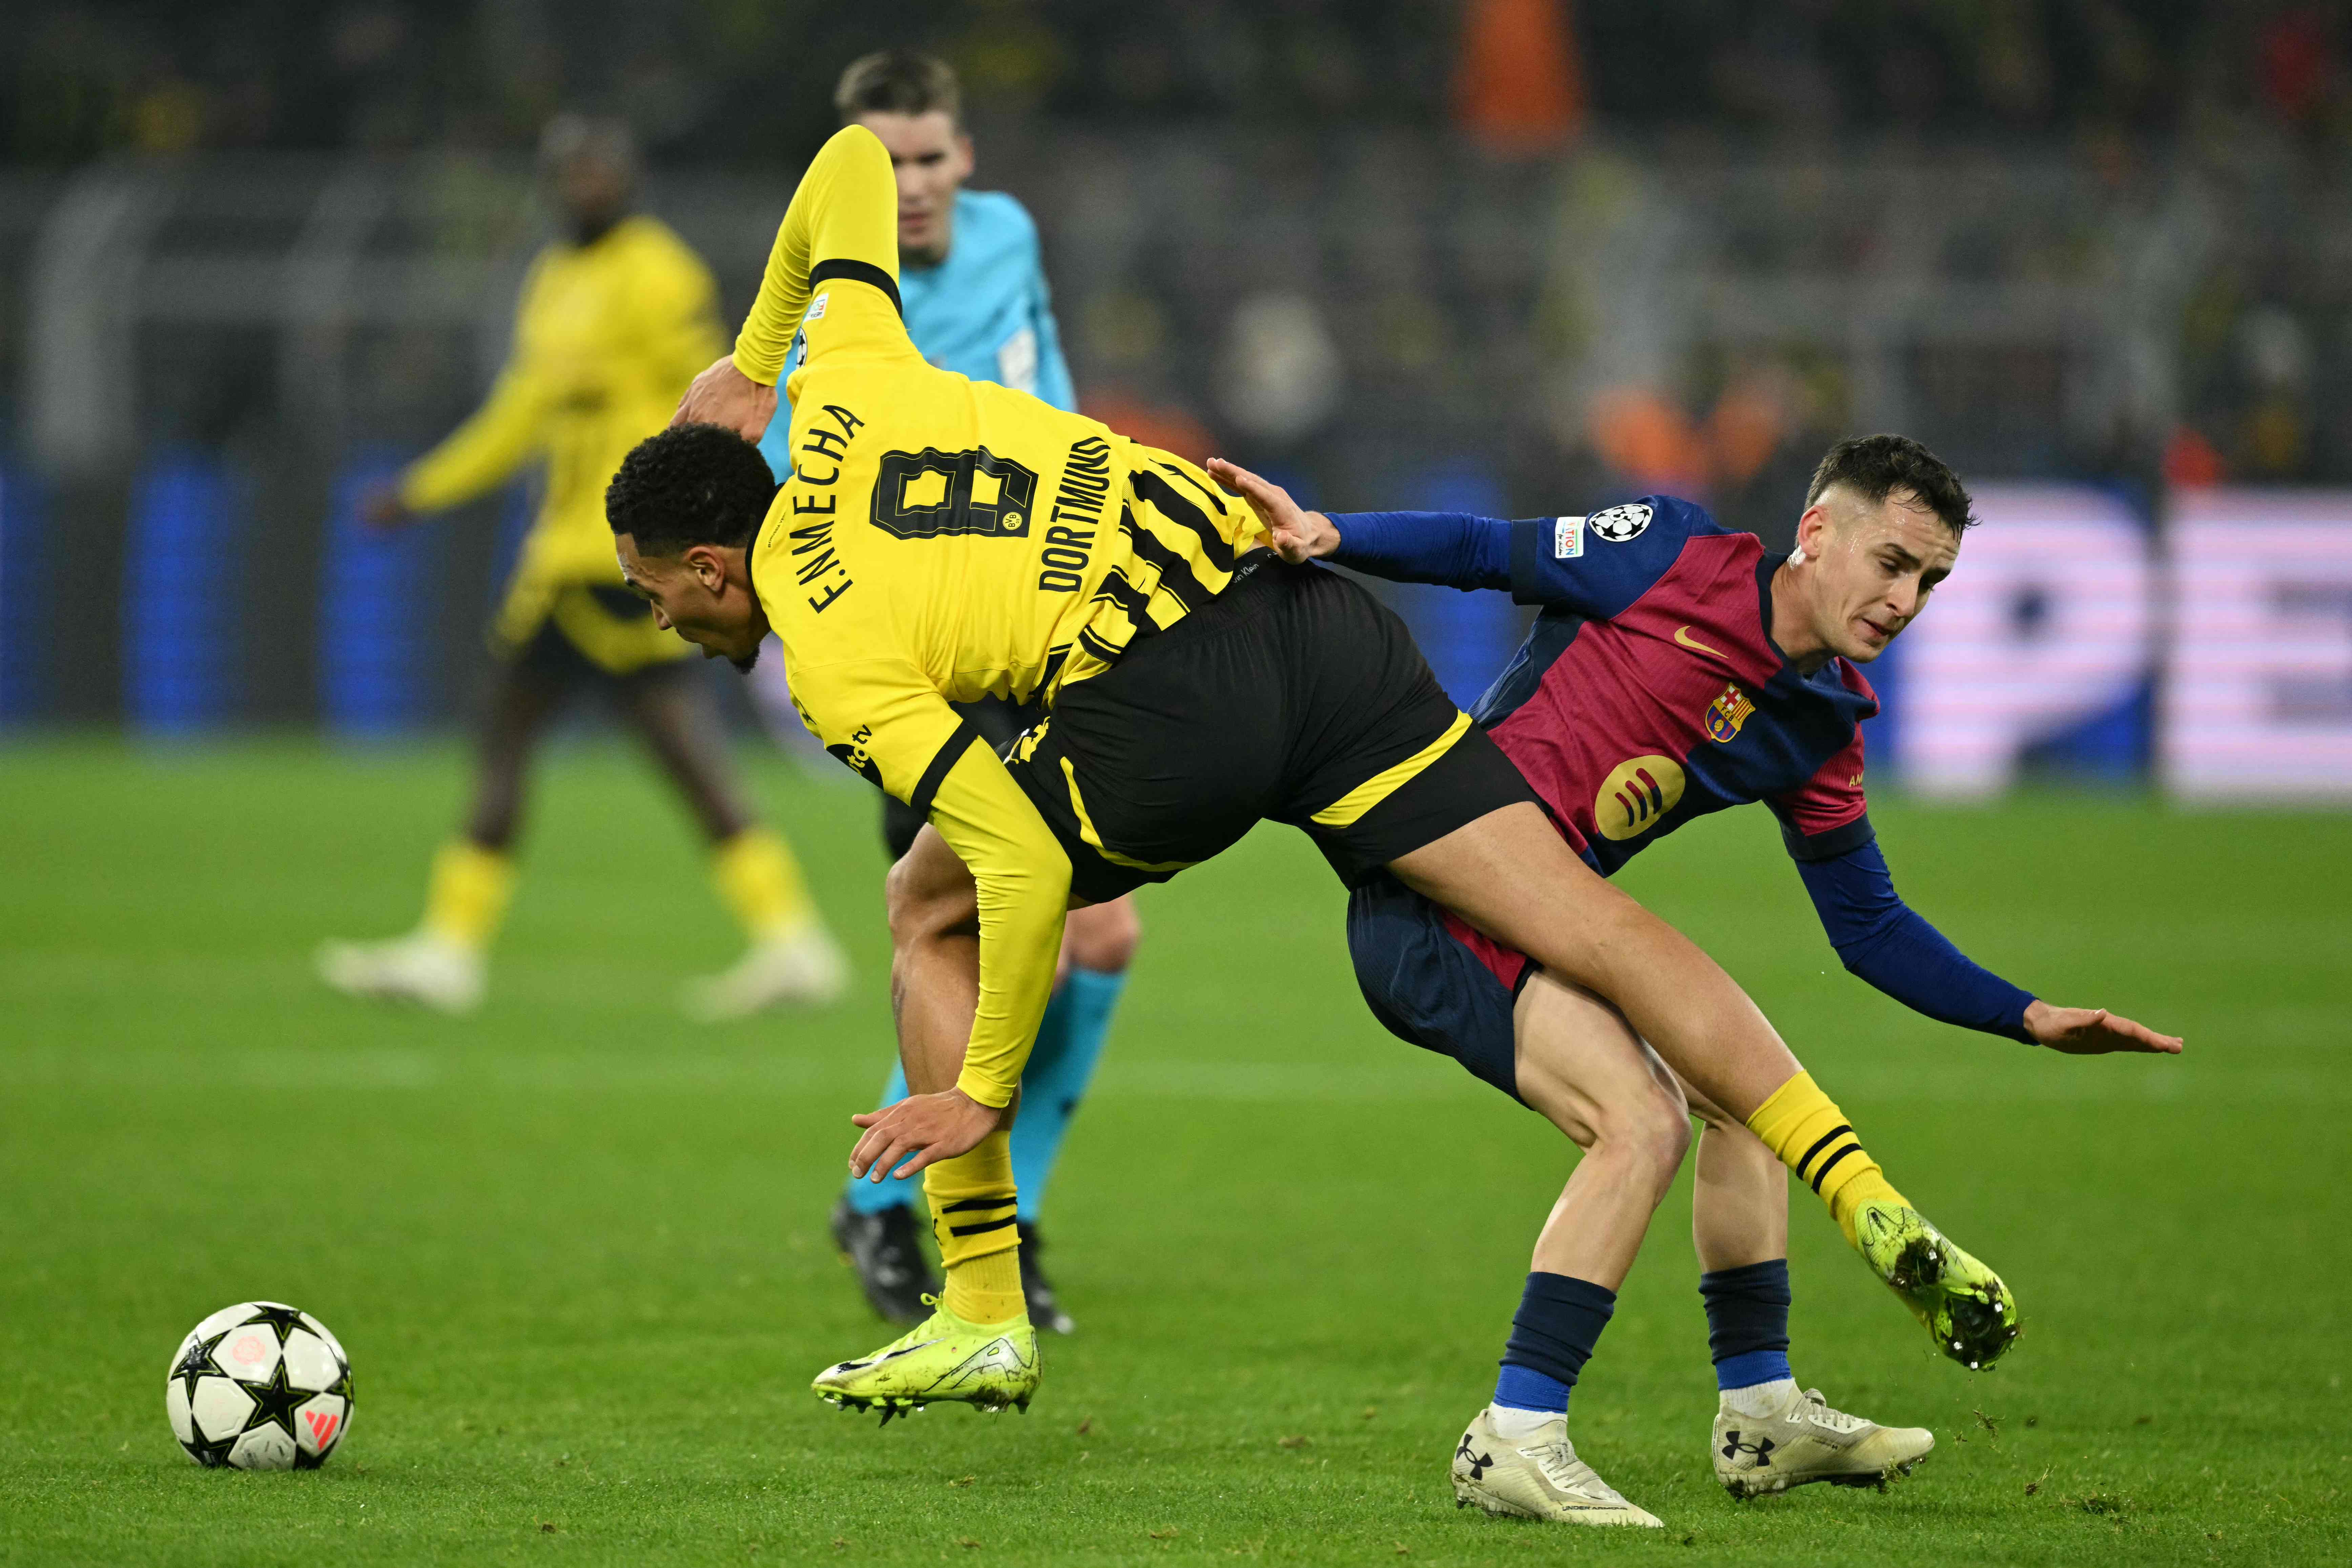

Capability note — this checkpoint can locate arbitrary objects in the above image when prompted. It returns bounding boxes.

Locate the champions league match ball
[165,1302,354,1469]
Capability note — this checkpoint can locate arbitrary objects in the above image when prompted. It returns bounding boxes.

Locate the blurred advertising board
[1891,486,2352,801]
[2162,492,2352,801]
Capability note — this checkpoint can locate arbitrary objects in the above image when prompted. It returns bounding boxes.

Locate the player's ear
[952,132,974,181]
[681,543,727,593]
[1793,502,1832,562]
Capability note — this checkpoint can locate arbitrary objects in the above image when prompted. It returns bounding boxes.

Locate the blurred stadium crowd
[8,3,2345,155]
[1,2,2349,740]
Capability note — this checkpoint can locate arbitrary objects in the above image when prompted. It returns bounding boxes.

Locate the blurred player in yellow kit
[318,115,845,1018]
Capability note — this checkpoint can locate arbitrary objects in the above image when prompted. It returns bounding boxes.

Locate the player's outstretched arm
[2022,1003,2182,1055]
[1215,458,1670,611]
[396,357,552,516]
[676,126,901,445]
[1213,459,1518,589]
[1793,842,2181,1055]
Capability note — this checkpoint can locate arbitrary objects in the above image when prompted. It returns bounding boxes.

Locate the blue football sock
[1009,966,1124,1222]
[1493,1273,1617,1413]
[840,1062,923,1216]
[1699,1259,1793,1390]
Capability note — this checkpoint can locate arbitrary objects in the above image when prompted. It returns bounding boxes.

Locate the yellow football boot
[811,1297,1038,1424]
[1853,1200,2021,1369]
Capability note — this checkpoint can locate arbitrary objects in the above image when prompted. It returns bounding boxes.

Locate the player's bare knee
[1064,897,1141,973]
[1594,1076,1692,1186]
[884,832,978,949]
[881,861,955,948]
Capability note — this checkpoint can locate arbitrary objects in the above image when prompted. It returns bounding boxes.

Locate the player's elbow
[1823,912,1905,977]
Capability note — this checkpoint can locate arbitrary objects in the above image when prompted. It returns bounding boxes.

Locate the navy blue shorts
[1345,871,1527,1104]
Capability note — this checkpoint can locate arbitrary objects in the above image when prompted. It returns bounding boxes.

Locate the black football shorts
[999,555,1537,905]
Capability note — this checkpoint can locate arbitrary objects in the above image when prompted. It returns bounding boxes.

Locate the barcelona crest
[1704,684,1755,744]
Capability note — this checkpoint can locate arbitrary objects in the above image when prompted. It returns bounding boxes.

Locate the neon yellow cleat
[1853,1201,2020,1369]
[811,1298,1038,1425]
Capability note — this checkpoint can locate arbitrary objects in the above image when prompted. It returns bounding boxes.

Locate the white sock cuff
[1486,1402,1563,1440]
[1720,1377,1799,1419]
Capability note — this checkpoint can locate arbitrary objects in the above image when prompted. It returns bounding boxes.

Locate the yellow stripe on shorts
[1309,710,1472,829]
[1061,758,1197,873]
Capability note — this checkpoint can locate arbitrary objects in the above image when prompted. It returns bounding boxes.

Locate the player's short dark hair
[1804,434,1975,535]
[605,424,776,555]
[834,50,962,126]
[538,112,638,177]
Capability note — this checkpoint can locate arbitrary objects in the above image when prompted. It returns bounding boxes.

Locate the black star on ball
[240,1360,313,1446]
[243,1304,313,1339]
[172,1332,228,1412]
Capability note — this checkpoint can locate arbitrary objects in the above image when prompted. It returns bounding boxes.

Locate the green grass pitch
[1,736,2346,1566]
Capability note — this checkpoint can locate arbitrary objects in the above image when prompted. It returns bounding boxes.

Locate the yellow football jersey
[402,213,723,665]
[734,126,1266,1105]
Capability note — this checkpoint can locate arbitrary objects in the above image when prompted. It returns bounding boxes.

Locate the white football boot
[1712,1383,1934,1497]
[679,926,849,1020]
[315,931,483,1013]
[1450,1407,1663,1527]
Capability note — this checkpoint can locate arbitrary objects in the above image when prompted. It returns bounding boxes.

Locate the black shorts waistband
[1142,549,1282,643]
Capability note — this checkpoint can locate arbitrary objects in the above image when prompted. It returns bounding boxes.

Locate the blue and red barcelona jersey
[1472,496,1877,876]
[1326,495,2035,1039]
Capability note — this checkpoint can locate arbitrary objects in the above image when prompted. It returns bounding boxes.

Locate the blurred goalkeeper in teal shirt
[749,51,1128,1336]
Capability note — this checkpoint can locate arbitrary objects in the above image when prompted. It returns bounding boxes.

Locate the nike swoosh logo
[830,1339,942,1375]
[1674,625,1728,659]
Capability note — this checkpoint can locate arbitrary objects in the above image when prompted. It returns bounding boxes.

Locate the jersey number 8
[872,447,1041,541]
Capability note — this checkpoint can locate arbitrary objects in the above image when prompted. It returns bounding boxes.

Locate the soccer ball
[165,1302,354,1469]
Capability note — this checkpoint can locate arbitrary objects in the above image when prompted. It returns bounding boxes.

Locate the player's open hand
[1206,458,1339,563]
[848,1087,1007,1182]
[2023,1001,2183,1055]
[672,354,778,443]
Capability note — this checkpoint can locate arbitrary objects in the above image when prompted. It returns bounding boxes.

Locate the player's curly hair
[1804,434,1975,534]
[605,423,777,555]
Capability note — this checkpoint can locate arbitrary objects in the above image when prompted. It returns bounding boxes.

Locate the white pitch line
[3,1049,2344,1106]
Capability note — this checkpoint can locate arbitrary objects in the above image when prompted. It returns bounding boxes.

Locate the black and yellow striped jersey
[734,125,1265,1106]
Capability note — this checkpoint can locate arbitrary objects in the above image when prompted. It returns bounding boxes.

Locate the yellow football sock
[710,827,815,942]
[923,1130,1025,1325]
[946,1249,1025,1327]
[419,840,515,950]
[1746,1071,1910,1247]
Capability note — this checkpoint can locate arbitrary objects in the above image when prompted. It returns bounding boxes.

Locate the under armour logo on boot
[1720,1431,1776,1465]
